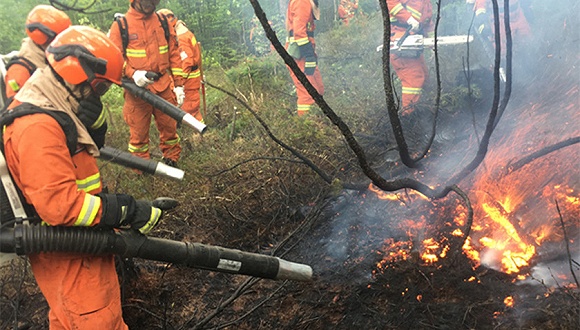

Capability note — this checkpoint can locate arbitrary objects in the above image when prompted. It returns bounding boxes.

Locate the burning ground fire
[369,170,578,286]
[367,84,579,287]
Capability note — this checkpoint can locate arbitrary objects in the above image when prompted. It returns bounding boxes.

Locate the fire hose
[121,77,207,135]
[0,223,312,282]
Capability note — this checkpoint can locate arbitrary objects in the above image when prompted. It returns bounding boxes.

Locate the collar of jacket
[175,20,188,36]
[13,67,100,156]
[17,38,47,69]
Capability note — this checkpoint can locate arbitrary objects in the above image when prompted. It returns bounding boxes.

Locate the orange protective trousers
[287,58,325,116]
[182,75,202,121]
[30,253,127,330]
[123,86,181,161]
[390,52,428,115]
[390,23,429,115]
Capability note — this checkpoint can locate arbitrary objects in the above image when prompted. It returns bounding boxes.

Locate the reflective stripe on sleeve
[139,207,162,234]
[406,6,422,20]
[74,193,101,226]
[76,172,101,192]
[390,3,404,15]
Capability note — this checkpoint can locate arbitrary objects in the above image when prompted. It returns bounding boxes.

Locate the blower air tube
[0,224,312,282]
[121,79,207,135]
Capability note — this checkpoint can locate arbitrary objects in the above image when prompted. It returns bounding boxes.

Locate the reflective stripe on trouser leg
[287,56,324,116]
[390,53,428,115]
[123,92,154,159]
[153,87,182,162]
[297,104,312,117]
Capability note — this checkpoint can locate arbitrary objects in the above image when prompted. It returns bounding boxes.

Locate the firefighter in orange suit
[2,26,165,329]
[286,0,325,117]
[386,0,433,116]
[108,0,184,168]
[158,9,204,122]
[469,0,532,51]
[4,5,71,102]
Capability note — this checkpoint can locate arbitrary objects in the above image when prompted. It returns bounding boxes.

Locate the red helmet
[25,5,72,46]
[46,26,124,88]
[157,8,177,27]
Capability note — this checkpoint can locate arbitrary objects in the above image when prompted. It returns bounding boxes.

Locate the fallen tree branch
[555,199,579,288]
[503,136,580,176]
[185,189,330,330]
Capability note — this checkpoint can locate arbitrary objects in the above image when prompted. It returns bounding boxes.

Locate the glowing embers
[368,183,428,203]
[478,201,536,274]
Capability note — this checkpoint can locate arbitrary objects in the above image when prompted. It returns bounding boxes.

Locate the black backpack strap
[156,12,171,44]
[5,56,37,76]
[115,16,129,56]
[0,103,78,156]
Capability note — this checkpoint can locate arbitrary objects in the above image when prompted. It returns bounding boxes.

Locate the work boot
[162,158,178,168]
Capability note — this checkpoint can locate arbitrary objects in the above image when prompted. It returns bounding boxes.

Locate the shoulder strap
[0,103,78,223]
[5,56,37,75]
[0,103,78,156]
[115,16,129,56]
[156,13,171,44]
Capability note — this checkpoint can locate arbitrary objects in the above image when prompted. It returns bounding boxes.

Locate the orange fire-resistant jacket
[4,38,47,99]
[175,20,203,121]
[108,7,184,92]
[386,0,432,115]
[473,0,531,39]
[108,6,183,162]
[4,68,127,329]
[285,0,324,116]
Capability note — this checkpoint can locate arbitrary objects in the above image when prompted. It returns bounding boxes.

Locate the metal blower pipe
[121,78,207,135]
[98,146,184,181]
[0,224,312,282]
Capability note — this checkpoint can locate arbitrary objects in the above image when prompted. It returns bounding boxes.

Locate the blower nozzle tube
[0,224,312,282]
[121,79,207,135]
[98,146,184,181]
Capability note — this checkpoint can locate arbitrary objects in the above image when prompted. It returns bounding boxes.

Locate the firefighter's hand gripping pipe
[121,78,207,135]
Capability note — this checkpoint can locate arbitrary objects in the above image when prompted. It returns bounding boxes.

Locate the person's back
[107,0,184,167]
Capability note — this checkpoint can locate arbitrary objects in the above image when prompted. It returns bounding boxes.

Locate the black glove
[97,193,163,235]
[299,43,317,76]
[78,94,106,130]
[90,122,107,149]
[304,56,317,76]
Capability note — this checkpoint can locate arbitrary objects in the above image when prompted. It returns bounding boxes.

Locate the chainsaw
[376,34,474,57]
